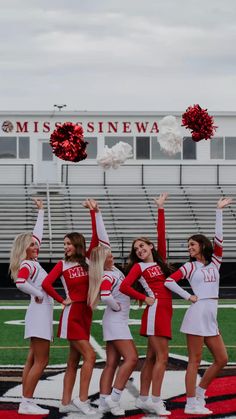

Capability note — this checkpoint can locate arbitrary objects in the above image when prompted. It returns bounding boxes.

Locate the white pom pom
[97,142,133,170]
[158,116,182,156]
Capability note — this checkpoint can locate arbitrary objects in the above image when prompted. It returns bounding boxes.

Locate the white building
[0,110,236,185]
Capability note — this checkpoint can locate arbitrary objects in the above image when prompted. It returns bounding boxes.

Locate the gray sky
[1,0,236,111]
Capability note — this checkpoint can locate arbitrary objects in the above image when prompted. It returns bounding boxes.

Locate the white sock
[139,395,149,401]
[111,388,122,402]
[100,394,109,406]
[22,397,33,404]
[196,386,206,398]
[152,396,161,403]
[186,397,197,406]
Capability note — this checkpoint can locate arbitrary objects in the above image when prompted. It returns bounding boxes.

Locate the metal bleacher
[0,184,235,264]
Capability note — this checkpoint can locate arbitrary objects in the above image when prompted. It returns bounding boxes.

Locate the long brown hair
[188,234,213,264]
[126,236,173,277]
[64,232,88,270]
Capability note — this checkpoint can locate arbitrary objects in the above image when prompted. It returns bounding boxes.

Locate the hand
[145,296,155,306]
[112,302,121,312]
[154,192,168,209]
[35,296,43,304]
[33,198,44,210]
[217,197,233,209]
[62,297,72,306]
[82,199,100,212]
[189,295,198,303]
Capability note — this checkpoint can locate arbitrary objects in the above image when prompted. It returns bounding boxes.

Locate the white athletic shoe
[18,401,49,415]
[59,401,81,413]
[184,402,213,415]
[196,396,206,407]
[147,400,171,416]
[98,402,110,413]
[135,397,155,412]
[73,397,97,415]
[105,395,125,416]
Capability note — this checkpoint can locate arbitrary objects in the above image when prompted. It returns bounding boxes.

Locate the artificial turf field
[0,299,235,418]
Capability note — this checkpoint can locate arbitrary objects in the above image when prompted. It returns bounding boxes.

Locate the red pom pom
[50,122,88,162]
[182,104,217,142]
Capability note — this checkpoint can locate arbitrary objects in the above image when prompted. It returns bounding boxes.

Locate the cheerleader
[164,197,232,415]
[120,193,196,416]
[9,198,52,416]
[88,246,138,416]
[42,199,109,415]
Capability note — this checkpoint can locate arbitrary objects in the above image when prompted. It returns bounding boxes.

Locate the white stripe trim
[147,300,157,335]
[59,305,71,338]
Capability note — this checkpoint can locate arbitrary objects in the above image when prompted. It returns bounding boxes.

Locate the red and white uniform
[16,210,54,341]
[101,267,132,341]
[165,209,223,336]
[42,211,109,340]
[120,209,173,339]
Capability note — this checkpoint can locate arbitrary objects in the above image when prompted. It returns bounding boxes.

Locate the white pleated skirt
[180,299,219,336]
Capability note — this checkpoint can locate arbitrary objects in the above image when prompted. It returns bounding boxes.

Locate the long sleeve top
[164,209,223,300]
[120,208,172,301]
[42,210,109,303]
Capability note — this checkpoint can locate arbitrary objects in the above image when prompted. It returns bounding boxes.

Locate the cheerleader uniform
[165,209,223,336]
[101,267,132,341]
[120,209,173,339]
[15,210,54,341]
[42,211,109,341]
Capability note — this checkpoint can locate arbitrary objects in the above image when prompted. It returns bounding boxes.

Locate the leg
[112,340,138,390]
[140,338,156,396]
[199,334,228,390]
[22,344,34,393]
[71,340,96,401]
[100,342,120,395]
[148,336,169,397]
[185,334,204,397]
[62,342,81,405]
[23,338,50,397]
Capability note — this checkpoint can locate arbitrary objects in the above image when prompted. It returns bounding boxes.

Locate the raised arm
[83,199,110,258]
[212,197,232,269]
[154,193,168,262]
[32,198,44,249]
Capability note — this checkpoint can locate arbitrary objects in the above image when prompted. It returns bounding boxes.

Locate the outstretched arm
[212,197,233,269]
[32,198,44,249]
[83,199,110,258]
[154,193,168,262]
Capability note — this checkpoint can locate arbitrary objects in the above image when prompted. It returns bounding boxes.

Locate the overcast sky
[1,0,236,112]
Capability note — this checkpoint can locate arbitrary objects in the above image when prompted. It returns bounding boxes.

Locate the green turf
[0,301,235,365]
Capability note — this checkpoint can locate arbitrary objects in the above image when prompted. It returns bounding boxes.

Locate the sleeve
[15,266,44,298]
[212,209,223,270]
[164,266,191,300]
[119,264,146,301]
[86,210,110,258]
[100,275,120,311]
[157,208,166,262]
[42,261,64,303]
[33,209,44,248]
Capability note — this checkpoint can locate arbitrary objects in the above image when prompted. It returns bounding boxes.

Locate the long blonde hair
[9,233,33,281]
[88,246,111,310]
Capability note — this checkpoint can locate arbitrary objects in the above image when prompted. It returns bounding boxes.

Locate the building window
[0,137,17,158]
[19,137,30,159]
[136,136,150,159]
[85,137,97,159]
[183,137,196,159]
[42,142,53,161]
[151,136,181,160]
[225,137,236,159]
[210,137,224,159]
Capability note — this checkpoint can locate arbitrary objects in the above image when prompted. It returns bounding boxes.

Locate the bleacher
[0,184,235,264]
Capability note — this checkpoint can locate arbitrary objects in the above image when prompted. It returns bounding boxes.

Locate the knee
[217,354,228,369]
[125,354,138,368]
[85,349,96,365]
[145,353,156,365]
[189,357,202,369]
